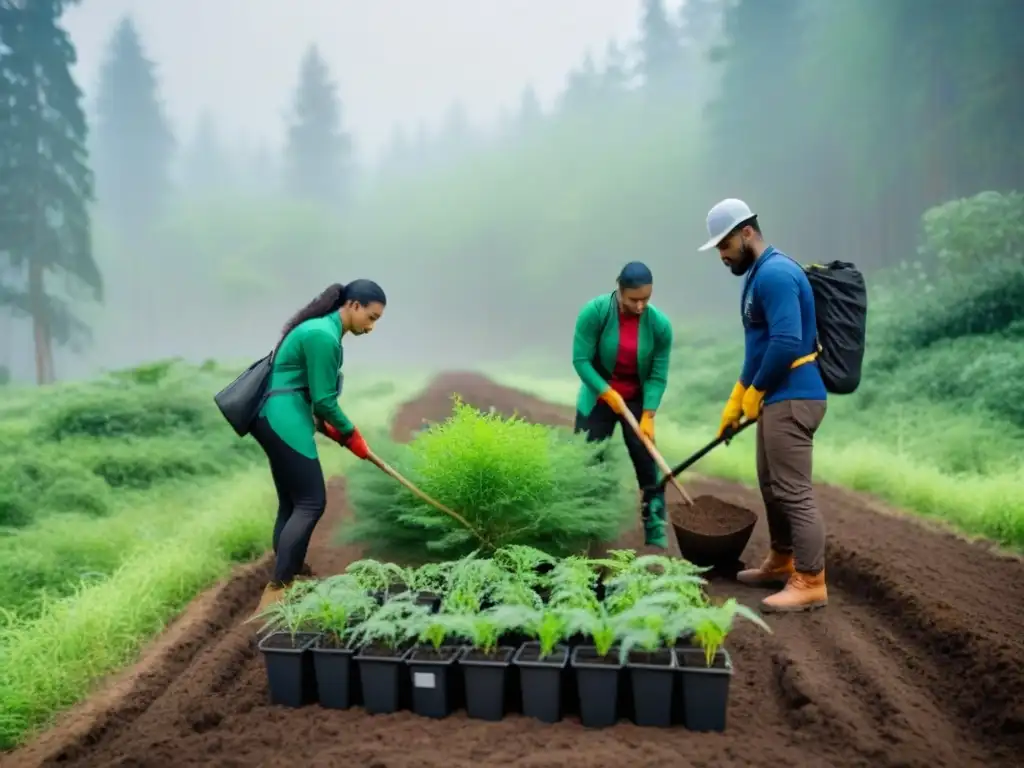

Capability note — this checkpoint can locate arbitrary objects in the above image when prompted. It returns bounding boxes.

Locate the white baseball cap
[698,198,757,251]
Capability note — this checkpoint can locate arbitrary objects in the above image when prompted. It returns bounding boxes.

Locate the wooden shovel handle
[618,408,694,506]
[365,450,493,548]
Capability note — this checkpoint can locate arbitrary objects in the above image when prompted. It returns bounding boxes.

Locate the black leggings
[251,416,326,584]
[574,398,664,512]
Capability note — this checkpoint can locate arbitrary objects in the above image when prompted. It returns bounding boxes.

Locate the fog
[1,0,1020,384]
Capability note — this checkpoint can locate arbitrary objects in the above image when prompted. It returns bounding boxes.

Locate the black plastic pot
[355,644,412,714]
[258,631,319,708]
[677,647,733,732]
[414,591,442,613]
[370,583,409,604]
[571,645,622,728]
[407,645,460,718]
[311,635,356,710]
[626,648,676,727]
[460,646,515,721]
[514,641,569,723]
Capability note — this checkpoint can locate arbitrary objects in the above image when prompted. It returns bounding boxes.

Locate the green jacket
[259,312,354,459]
[572,291,674,417]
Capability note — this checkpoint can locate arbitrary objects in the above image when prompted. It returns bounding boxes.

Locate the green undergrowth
[0,367,420,751]
[254,547,769,666]
[0,469,270,750]
[342,398,636,560]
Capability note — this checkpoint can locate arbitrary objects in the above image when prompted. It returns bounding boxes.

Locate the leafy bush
[0,453,112,527]
[876,191,1024,351]
[40,382,214,441]
[341,399,635,560]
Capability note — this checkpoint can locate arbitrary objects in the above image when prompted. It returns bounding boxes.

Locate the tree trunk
[28,261,53,385]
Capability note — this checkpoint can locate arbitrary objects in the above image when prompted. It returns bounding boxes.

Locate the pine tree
[283,44,352,206]
[0,0,102,384]
[561,50,602,113]
[601,40,634,94]
[638,0,684,94]
[93,15,174,238]
[182,110,233,194]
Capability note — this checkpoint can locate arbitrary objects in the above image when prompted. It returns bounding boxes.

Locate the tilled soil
[6,374,1024,768]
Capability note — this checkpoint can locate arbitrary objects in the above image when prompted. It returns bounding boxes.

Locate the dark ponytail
[277,279,387,347]
[279,282,347,344]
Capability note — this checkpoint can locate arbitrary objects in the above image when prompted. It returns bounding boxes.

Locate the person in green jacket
[572,261,674,548]
[251,279,386,616]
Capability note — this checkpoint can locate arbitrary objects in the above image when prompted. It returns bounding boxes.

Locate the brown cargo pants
[756,399,828,574]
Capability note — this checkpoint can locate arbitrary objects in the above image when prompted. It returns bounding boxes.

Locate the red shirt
[608,310,642,401]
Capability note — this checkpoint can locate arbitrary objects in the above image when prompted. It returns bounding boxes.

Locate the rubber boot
[643,496,669,549]
[735,549,795,588]
[761,570,828,613]
[296,562,316,581]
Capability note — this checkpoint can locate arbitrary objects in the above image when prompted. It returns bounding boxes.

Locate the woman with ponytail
[251,279,387,615]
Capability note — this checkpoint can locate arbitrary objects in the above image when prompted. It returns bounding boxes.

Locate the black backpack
[213,342,342,438]
[213,350,276,437]
[802,261,868,395]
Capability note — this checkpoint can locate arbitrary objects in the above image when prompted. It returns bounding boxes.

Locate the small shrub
[40,384,213,441]
[342,398,635,561]
[0,453,112,527]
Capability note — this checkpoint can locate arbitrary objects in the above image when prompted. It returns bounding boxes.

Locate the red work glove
[320,421,343,443]
[341,427,370,460]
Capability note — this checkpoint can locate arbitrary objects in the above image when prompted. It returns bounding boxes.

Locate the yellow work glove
[598,388,627,416]
[639,410,655,442]
[741,386,765,421]
[718,381,746,438]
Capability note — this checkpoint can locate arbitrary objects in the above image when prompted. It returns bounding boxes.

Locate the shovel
[617,407,694,505]
[645,418,757,495]
[365,450,494,549]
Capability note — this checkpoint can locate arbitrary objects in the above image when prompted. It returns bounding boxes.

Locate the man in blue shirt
[698,198,828,612]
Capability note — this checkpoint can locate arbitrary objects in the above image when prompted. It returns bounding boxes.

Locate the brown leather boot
[736,549,795,588]
[251,581,288,620]
[760,570,828,613]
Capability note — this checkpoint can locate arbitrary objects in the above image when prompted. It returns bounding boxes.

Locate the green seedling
[345,558,406,594]
[547,555,599,610]
[349,594,431,652]
[646,570,709,609]
[308,575,378,646]
[407,610,464,652]
[603,568,657,614]
[404,561,455,595]
[686,598,771,666]
[249,580,322,641]
[586,548,637,577]
[489,575,544,609]
[613,597,694,665]
[492,544,557,588]
[447,606,520,655]
[491,604,569,658]
[561,603,624,658]
[441,553,505,613]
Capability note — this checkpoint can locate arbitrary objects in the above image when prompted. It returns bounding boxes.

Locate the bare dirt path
[5,373,1023,768]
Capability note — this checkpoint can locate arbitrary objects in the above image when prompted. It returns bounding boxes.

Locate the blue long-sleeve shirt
[739,246,827,405]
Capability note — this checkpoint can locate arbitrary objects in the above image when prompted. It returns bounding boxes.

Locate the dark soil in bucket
[671,495,757,535]
[12,378,1024,768]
